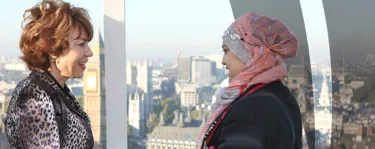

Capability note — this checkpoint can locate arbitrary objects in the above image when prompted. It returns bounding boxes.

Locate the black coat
[206,81,302,149]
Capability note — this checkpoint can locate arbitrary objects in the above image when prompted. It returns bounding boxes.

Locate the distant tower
[177,112,185,128]
[172,110,179,125]
[158,112,166,126]
[128,87,146,135]
[83,24,106,148]
[136,59,153,126]
[175,50,181,66]
[126,61,137,85]
[177,50,181,59]
[137,60,152,94]
[184,109,192,123]
[177,56,192,82]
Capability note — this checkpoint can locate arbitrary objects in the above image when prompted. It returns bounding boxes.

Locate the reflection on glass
[323,0,375,149]
[126,1,234,149]
[300,0,333,148]
[126,1,375,149]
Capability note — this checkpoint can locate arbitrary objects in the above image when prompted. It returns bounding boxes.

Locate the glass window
[2,0,374,149]
[126,1,234,148]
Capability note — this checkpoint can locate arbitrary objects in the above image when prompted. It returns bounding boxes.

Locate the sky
[1,0,354,63]
[0,0,103,57]
[0,0,233,61]
[125,0,234,61]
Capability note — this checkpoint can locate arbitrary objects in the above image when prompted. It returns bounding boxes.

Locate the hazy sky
[0,0,233,61]
[125,0,234,61]
[0,0,103,57]
[0,0,340,63]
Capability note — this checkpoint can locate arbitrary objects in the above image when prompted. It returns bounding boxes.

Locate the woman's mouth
[79,62,87,70]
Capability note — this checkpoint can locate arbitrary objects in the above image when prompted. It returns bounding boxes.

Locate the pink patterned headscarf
[196,12,298,148]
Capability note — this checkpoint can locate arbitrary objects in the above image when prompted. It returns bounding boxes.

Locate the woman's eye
[223,50,228,55]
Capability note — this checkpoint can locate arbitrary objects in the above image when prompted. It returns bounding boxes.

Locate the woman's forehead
[68,27,88,40]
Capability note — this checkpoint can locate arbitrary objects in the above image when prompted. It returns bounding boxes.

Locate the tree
[160,79,176,99]
[190,110,200,120]
[161,95,181,123]
[147,95,181,133]
[146,100,163,133]
[153,89,162,100]
[153,99,163,114]
[146,113,159,133]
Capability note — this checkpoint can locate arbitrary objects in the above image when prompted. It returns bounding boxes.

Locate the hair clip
[41,0,52,11]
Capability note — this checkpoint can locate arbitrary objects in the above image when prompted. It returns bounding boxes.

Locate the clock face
[85,71,98,91]
[87,76,97,89]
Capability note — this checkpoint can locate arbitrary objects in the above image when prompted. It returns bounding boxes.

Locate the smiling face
[54,27,93,79]
[221,43,245,82]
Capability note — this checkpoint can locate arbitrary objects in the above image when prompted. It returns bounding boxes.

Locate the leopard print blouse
[3,70,94,149]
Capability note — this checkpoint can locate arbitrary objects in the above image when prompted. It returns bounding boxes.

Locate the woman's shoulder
[11,73,52,104]
[5,73,54,124]
[235,83,287,106]
[231,89,285,115]
[240,81,296,103]
[229,81,296,121]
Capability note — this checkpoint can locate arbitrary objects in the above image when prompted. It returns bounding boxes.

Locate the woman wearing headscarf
[196,12,303,149]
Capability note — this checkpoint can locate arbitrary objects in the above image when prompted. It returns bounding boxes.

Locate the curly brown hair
[19,0,94,71]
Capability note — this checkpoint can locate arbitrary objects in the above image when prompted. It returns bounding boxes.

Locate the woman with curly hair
[3,0,95,148]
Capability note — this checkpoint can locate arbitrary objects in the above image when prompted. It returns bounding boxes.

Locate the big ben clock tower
[83,25,106,148]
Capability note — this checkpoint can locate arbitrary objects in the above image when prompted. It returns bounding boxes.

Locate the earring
[50,56,57,63]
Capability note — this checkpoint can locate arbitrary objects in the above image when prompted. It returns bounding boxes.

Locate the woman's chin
[72,72,84,79]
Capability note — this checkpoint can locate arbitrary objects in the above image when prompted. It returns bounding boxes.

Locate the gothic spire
[158,112,166,126]
[172,110,179,125]
[184,109,192,123]
[177,112,185,128]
